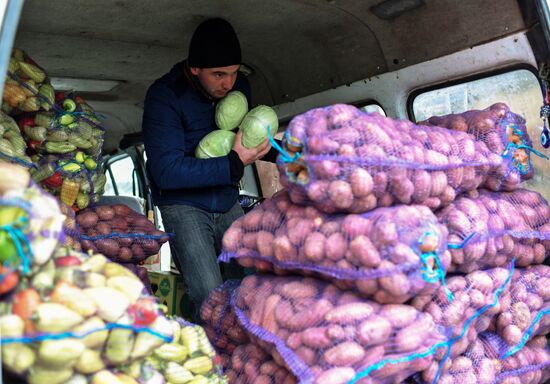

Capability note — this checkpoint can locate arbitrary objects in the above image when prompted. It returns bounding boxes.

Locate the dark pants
[159,202,245,322]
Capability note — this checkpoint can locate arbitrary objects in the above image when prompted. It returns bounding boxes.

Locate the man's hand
[232,130,272,166]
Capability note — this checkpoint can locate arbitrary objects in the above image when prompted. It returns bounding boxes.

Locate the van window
[411,68,550,201]
[360,103,386,116]
[104,154,138,196]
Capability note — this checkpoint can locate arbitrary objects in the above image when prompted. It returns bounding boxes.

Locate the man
[142,18,272,321]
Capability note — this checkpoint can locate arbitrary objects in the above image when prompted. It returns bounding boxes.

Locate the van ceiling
[15,0,525,110]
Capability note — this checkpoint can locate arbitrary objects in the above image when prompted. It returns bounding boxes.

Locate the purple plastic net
[487,265,550,356]
[200,280,250,356]
[73,204,171,263]
[436,189,550,273]
[277,104,519,214]
[412,265,514,361]
[224,342,297,384]
[220,189,450,304]
[419,333,550,384]
[231,274,448,384]
[419,102,537,183]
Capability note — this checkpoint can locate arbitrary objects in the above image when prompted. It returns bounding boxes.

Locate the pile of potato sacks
[201,103,550,383]
[0,162,225,384]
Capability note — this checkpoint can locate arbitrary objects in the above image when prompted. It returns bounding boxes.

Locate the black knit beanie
[188,18,241,68]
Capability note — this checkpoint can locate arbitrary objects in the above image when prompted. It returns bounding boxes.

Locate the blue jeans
[159,202,245,322]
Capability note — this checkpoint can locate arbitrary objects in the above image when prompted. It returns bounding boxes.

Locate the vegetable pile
[75,203,170,263]
[200,281,249,357]
[2,48,54,114]
[278,104,521,214]
[1,248,174,383]
[224,343,296,384]
[0,161,221,384]
[146,318,228,384]
[412,266,513,359]
[420,334,550,384]
[489,265,550,352]
[26,93,107,211]
[0,111,32,165]
[1,48,107,211]
[210,102,550,383]
[231,275,447,384]
[420,102,537,183]
[221,189,450,304]
[436,189,550,272]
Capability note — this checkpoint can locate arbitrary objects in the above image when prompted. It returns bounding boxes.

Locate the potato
[112,204,133,216]
[117,246,133,262]
[76,211,99,228]
[94,205,115,221]
[95,238,120,257]
[323,341,365,366]
[324,302,374,324]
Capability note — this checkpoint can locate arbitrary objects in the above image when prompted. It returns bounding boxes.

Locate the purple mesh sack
[412,265,514,361]
[231,274,448,384]
[420,333,550,384]
[419,102,538,184]
[200,280,249,356]
[277,104,515,214]
[221,189,451,304]
[487,265,550,356]
[224,343,297,384]
[436,189,550,273]
[74,204,171,263]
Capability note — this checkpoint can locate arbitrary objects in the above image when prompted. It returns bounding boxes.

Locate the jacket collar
[182,60,214,101]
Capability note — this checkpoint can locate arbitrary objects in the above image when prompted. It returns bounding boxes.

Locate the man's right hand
[232,130,272,166]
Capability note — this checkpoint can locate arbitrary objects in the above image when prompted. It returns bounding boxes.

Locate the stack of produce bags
[73,203,170,291]
[0,161,223,384]
[1,48,107,212]
[208,103,549,383]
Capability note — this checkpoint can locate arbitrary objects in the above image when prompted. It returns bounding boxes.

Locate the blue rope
[1,322,173,344]
[447,232,477,249]
[0,216,33,275]
[266,126,301,163]
[418,229,453,302]
[502,307,550,358]
[79,232,173,241]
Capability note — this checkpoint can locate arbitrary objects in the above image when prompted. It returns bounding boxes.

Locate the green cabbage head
[239,105,279,148]
[195,130,236,159]
[215,91,248,130]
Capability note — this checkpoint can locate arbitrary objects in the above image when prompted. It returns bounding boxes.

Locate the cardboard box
[148,271,192,319]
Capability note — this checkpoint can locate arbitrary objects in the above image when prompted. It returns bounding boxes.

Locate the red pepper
[27,140,42,153]
[55,91,66,103]
[0,267,19,295]
[42,172,62,188]
[17,116,35,131]
[54,255,82,268]
[128,297,158,326]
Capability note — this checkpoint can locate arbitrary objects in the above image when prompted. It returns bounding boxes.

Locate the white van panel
[274,32,536,120]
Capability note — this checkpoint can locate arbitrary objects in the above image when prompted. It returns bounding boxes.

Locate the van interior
[2,0,550,265]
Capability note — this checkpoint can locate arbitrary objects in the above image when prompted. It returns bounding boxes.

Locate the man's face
[190,64,240,99]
